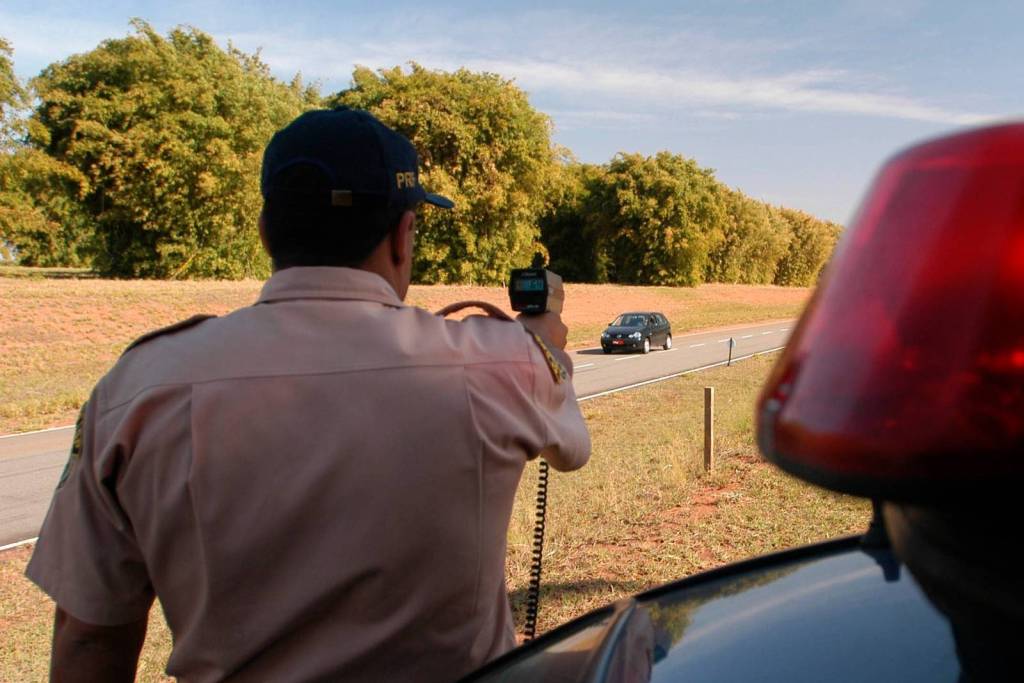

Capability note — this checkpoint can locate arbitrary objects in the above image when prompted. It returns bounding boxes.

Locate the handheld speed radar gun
[509,255,563,316]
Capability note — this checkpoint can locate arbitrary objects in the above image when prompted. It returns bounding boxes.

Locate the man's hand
[517,311,568,350]
[51,606,147,683]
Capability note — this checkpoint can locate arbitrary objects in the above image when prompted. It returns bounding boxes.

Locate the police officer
[27,107,591,682]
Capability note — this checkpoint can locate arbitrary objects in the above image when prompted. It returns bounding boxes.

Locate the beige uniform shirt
[27,267,590,682]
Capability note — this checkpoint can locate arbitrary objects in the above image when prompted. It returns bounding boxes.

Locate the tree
[0,37,26,150]
[331,64,558,284]
[1,37,24,259]
[587,152,726,286]
[772,208,842,286]
[29,21,318,278]
[538,159,611,282]
[0,37,86,265]
[706,190,792,284]
[0,146,91,265]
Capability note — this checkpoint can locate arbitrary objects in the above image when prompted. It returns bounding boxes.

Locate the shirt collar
[257,267,404,308]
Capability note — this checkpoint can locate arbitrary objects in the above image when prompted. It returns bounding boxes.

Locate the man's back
[28,267,589,682]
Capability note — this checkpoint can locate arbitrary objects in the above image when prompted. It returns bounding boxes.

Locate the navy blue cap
[260,107,454,211]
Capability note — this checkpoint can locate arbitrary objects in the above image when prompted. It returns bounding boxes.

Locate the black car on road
[601,312,672,354]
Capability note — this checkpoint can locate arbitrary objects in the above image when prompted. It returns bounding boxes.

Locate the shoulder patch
[57,401,87,489]
[123,314,217,355]
[528,331,568,384]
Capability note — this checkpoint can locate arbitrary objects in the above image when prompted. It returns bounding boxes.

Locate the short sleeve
[25,395,154,625]
[462,321,591,472]
[524,333,591,472]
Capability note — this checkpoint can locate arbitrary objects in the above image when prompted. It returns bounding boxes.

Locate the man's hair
[261,162,406,270]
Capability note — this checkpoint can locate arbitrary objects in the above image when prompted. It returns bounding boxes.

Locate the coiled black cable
[523,459,550,640]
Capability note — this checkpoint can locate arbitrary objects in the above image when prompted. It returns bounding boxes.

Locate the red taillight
[757,123,1024,501]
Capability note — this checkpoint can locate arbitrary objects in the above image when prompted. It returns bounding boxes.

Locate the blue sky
[2,1,1022,223]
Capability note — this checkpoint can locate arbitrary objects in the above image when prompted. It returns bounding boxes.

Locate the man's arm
[516,311,591,471]
[27,395,156,681]
[516,311,568,350]
[50,606,148,683]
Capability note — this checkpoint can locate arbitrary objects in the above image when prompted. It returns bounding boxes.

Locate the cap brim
[424,193,455,209]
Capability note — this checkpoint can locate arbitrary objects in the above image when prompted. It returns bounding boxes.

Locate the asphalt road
[0,319,793,549]
[570,319,792,399]
[0,427,71,548]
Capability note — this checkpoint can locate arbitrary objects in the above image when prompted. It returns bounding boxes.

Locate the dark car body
[461,534,959,682]
[601,312,672,354]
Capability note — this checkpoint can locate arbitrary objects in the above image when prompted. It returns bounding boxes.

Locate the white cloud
[221,20,994,128]
[543,108,658,131]
[462,59,992,126]
[2,7,997,127]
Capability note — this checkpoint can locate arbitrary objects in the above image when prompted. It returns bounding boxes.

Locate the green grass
[0,353,869,679]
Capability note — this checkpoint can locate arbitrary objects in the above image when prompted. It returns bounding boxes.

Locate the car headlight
[601,332,609,338]
[630,332,642,340]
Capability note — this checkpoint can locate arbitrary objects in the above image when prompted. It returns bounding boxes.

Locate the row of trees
[541,156,840,286]
[0,23,841,285]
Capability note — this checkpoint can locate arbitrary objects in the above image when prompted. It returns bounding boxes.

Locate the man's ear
[390,210,416,266]
[258,212,270,253]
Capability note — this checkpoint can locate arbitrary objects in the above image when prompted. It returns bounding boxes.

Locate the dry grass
[0,354,869,679]
[1,274,261,435]
[504,354,870,632]
[0,547,175,682]
[0,267,809,435]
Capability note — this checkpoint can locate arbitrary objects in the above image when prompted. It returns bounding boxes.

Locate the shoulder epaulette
[527,331,568,384]
[122,314,217,355]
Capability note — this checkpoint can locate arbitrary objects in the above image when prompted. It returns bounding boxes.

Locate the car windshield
[612,314,647,327]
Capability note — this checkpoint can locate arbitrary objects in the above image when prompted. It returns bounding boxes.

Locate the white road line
[741,335,754,339]
[780,328,790,331]
[761,331,774,335]
[578,346,786,402]
[717,338,730,343]
[614,355,644,362]
[662,348,678,353]
[573,363,595,369]
[0,537,37,552]
[688,343,705,348]
[0,425,73,440]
